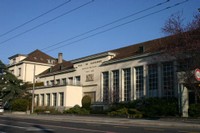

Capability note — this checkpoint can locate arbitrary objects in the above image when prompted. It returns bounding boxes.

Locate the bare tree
[162,12,200,103]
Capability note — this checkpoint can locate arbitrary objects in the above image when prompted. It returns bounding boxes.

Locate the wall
[34,85,82,108]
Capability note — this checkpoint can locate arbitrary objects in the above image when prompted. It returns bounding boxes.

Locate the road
[0,115,200,133]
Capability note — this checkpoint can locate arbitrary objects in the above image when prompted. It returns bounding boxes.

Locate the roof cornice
[37,68,75,78]
[8,54,27,59]
[71,52,115,64]
[7,60,54,68]
[101,51,162,66]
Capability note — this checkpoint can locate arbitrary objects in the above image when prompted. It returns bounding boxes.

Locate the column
[180,84,189,117]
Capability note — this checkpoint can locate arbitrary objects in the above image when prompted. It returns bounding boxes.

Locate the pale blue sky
[0,0,199,64]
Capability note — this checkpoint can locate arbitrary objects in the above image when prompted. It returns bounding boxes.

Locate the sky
[0,0,199,64]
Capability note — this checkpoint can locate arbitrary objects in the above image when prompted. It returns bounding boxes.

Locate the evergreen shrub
[81,95,91,110]
[63,105,90,115]
[11,99,29,111]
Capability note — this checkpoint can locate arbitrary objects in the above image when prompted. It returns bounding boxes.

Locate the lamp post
[31,64,36,114]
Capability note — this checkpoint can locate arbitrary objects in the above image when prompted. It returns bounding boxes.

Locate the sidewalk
[2,113,200,129]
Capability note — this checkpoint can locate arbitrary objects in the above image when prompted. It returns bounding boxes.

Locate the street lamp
[31,64,36,114]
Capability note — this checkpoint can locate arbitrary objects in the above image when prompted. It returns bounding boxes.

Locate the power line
[41,0,170,51]
[0,0,71,38]
[45,0,189,53]
[0,0,94,46]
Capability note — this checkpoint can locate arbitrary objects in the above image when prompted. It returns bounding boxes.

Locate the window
[53,93,57,106]
[41,94,44,106]
[103,72,109,103]
[50,80,54,86]
[11,70,14,74]
[84,92,96,103]
[123,68,131,102]
[13,58,16,64]
[162,62,174,98]
[75,76,81,85]
[46,81,49,86]
[112,70,119,103]
[62,78,66,85]
[148,64,158,97]
[59,92,64,106]
[68,77,73,85]
[135,66,144,99]
[18,68,21,76]
[46,94,50,106]
[56,79,60,85]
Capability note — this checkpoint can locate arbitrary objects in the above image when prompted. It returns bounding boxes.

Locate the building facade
[8,36,197,117]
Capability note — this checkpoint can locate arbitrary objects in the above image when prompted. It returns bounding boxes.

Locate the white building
[8,49,56,83]
[8,36,198,117]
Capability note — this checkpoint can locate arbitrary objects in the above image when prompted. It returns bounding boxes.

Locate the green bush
[108,108,143,118]
[63,105,90,115]
[189,104,200,117]
[107,97,178,118]
[133,97,179,117]
[81,95,91,110]
[128,108,143,118]
[11,99,29,111]
[108,108,128,117]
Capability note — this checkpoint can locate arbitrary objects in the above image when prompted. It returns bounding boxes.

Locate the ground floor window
[162,62,174,98]
[123,68,131,102]
[35,95,39,106]
[53,93,57,106]
[46,94,50,106]
[112,70,119,103]
[103,72,109,103]
[59,92,64,106]
[41,94,44,106]
[135,66,144,99]
[148,64,158,97]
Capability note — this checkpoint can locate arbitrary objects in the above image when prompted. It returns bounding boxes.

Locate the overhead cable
[0,0,71,38]
[45,0,189,53]
[0,0,94,46]
[42,0,170,51]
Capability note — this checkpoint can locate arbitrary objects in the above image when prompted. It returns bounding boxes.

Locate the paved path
[1,113,200,129]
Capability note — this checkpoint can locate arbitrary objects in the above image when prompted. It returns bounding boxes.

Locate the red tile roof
[23,49,56,64]
[38,61,74,76]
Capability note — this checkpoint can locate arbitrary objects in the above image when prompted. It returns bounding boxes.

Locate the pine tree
[0,60,30,106]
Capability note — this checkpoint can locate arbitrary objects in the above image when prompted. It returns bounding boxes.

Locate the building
[7,49,56,83]
[7,35,199,117]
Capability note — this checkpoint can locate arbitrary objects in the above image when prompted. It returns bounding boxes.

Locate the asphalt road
[0,115,200,133]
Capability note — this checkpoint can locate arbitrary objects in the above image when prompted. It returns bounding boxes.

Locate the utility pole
[31,64,36,114]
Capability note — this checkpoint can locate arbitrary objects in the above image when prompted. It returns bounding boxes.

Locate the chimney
[58,53,63,64]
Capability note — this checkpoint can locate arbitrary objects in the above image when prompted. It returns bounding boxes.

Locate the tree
[161,12,200,103]
[0,61,30,108]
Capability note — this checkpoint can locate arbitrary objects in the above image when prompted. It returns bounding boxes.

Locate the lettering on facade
[90,60,102,64]
[82,60,102,71]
